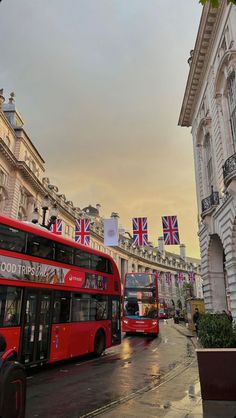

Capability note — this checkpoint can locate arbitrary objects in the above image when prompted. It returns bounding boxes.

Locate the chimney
[0,89,5,110]
[158,237,164,253]
[180,244,186,259]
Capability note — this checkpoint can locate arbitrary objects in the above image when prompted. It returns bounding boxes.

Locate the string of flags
[49,215,181,249]
[161,271,196,283]
[156,271,195,284]
[48,217,195,283]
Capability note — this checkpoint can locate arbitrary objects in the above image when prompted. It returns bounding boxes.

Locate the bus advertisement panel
[0,215,121,366]
[122,273,159,337]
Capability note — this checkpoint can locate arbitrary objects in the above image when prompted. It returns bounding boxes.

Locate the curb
[171,322,202,349]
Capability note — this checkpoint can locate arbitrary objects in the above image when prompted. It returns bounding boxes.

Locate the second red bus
[122,272,159,337]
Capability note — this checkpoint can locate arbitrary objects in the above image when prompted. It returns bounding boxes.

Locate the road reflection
[26,323,190,418]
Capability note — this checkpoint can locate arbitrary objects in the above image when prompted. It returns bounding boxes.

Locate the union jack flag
[75,218,90,246]
[50,219,62,235]
[162,216,180,245]
[132,217,148,247]
[176,271,185,283]
[165,271,172,284]
[188,271,196,283]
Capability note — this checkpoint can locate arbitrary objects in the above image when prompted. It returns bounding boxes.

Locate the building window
[0,169,7,187]
[18,187,29,220]
[227,71,236,146]
[65,224,70,236]
[4,136,10,148]
[19,189,27,206]
[205,134,213,191]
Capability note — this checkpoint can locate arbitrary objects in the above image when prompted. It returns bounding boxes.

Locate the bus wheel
[94,330,106,357]
[151,333,158,338]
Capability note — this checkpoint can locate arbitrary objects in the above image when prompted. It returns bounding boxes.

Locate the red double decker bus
[122,272,159,337]
[0,215,121,366]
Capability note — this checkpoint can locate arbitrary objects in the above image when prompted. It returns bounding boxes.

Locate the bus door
[111,297,121,345]
[20,289,52,365]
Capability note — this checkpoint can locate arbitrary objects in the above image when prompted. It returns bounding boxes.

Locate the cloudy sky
[0,0,202,257]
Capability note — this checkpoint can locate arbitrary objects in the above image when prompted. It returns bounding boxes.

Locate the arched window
[227,71,236,145]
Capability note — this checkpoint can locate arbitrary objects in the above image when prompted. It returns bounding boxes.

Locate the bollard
[0,346,26,418]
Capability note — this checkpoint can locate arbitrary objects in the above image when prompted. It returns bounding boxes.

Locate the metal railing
[201,187,219,215]
[223,152,236,188]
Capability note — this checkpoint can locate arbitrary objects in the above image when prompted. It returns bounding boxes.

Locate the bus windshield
[123,288,158,319]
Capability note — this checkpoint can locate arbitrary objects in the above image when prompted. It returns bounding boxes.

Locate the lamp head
[31,207,39,224]
[49,203,58,221]
[42,195,50,210]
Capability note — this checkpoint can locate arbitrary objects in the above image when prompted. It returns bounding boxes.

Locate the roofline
[14,127,45,164]
[178,1,227,127]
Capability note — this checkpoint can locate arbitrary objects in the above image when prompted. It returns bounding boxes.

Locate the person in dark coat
[222,310,233,324]
[193,307,201,335]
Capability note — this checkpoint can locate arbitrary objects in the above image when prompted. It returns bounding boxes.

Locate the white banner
[103,218,119,246]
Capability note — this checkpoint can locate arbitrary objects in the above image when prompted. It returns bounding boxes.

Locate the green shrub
[198,313,236,348]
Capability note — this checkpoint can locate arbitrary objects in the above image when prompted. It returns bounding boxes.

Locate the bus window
[72,294,90,322]
[53,292,71,323]
[91,255,113,274]
[55,243,73,265]
[0,286,22,327]
[74,249,91,269]
[90,295,108,320]
[0,224,26,253]
[27,234,54,259]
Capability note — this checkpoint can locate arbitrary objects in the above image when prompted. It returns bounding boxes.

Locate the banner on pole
[103,218,119,246]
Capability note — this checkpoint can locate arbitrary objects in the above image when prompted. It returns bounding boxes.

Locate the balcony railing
[223,153,236,188]
[201,188,219,217]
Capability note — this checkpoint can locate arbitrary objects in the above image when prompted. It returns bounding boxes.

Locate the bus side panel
[69,322,92,357]
[50,324,70,363]
[0,327,21,352]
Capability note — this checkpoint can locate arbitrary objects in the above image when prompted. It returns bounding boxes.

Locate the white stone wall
[180,3,236,317]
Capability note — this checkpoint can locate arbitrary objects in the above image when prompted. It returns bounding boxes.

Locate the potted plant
[196,312,236,400]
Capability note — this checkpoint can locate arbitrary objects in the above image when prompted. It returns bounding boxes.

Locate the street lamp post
[31,195,58,230]
[41,195,50,227]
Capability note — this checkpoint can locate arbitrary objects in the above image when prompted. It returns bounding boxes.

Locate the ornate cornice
[0,138,46,194]
[178,1,227,127]
[0,138,16,166]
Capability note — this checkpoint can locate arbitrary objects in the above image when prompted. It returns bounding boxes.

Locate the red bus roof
[0,214,115,263]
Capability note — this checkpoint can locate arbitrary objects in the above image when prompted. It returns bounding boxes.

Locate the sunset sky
[0,0,202,258]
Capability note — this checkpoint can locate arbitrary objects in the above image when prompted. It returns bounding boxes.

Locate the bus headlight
[152,321,157,326]
[123,320,128,324]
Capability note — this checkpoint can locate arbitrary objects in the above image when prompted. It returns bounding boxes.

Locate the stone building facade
[179,1,236,317]
[0,89,201,312]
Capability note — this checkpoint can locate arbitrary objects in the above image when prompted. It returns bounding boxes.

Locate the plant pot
[196,348,236,401]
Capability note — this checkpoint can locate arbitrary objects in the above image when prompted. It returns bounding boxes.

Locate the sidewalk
[98,322,236,418]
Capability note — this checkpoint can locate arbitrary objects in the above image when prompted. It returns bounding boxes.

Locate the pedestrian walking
[222,310,233,324]
[193,307,201,336]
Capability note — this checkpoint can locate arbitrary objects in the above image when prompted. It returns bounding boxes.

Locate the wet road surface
[26,321,194,418]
